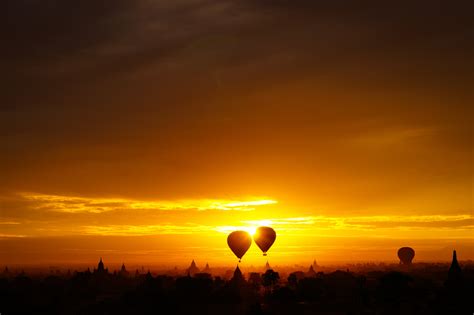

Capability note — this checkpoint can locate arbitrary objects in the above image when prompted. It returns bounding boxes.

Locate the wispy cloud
[350,127,435,147]
[216,214,474,234]
[80,224,215,236]
[1,214,471,238]
[0,233,27,238]
[0,221,21,225]
[21,193,277,213]
[3,193,472,238]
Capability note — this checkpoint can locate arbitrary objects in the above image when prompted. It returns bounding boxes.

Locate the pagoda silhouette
[306,264,317,277]
[264,261,271,271]
[119,263,129,277]
[3,266,10,278]
[446,250,463,287]
[448,250,461,276]
[230,265,245,284]
[94,257,108,274]
[186,260,200,276]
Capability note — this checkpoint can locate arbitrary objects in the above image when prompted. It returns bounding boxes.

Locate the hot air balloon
[254,226,276,256]
[397,247,415,265]
[227,231,252,262]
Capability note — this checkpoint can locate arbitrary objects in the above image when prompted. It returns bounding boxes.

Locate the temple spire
[187,259,199,276]
[265,261,271,270]
[449,250,461,276]
[231,265,244,282]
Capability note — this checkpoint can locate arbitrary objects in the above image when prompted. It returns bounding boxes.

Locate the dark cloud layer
[3,1,472,85]
[1,0,472,209]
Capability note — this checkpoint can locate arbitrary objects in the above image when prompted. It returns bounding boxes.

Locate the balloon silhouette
[254,226,276,256]
[398,247,415,265]
[227,231,252,262]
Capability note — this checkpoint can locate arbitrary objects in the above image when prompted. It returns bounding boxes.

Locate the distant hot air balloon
[254,226,276,256]
[227,231,252,262]
[398,247,415,265]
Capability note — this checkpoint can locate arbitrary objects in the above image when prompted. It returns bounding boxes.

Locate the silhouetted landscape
[2,1,473,314]
[1,251,472,315]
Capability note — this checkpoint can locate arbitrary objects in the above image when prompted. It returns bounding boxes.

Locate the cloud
[216,214,474,235]
[3,0,471,89]
[349,127,436,147]
[1,0,471,213]
[0,221,21,225]
[80,224,214,236]
[61,214,474,237]
[20,192,277,213]
[1,202,472,238]
[0,233,27,239]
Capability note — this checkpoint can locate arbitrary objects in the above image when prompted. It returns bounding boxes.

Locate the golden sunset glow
[2,191,472,265]
[1,0,472,268]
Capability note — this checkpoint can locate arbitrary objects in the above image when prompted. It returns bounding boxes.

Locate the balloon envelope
[254,226,276,256]
[398,247,415,265]
[227,231,252,261]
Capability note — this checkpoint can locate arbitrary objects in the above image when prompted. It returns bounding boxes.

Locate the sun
[241,220,274,236]
[242,226,258,236]
[215,219,274,236]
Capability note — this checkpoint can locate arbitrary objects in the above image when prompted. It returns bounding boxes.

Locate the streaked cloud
[3,193,472,238]
[0,221,21,225]
[21,192,277,213]
[216,214,474,234]
[0,209,472,241]
[350,127,435,147]
[0,233,27,238]
[80,224,215,236]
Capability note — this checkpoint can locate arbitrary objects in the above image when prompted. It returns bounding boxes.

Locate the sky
[1,0,473,267]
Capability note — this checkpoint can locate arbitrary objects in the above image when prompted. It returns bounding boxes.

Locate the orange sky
[1,0,473,266]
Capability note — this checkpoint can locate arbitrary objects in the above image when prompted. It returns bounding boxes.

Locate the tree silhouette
[262,269,279,291]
